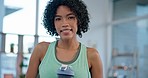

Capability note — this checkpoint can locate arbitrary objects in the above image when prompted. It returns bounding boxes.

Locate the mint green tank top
[39,41,91,78]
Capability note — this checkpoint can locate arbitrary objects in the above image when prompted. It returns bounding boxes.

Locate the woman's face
[54,5,78,40]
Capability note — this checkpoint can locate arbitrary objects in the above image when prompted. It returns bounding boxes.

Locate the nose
[62,19,69,27]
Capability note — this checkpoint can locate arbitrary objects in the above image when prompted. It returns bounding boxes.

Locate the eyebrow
[55,13,75,17]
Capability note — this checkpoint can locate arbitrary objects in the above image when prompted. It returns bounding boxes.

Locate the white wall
[78,0,113,78]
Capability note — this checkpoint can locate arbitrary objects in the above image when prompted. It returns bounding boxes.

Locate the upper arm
[25,44,41,78]
[25,42,49,78]
[88,48,103,78]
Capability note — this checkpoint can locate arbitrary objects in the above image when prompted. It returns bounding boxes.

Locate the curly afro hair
[43,0,90,38]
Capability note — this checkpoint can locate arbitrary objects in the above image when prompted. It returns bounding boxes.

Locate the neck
[57,39,79,50]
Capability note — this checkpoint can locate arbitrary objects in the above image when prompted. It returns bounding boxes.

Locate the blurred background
[0,0,148,78]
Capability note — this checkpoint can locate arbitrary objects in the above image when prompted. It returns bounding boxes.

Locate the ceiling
[5,6,22,16]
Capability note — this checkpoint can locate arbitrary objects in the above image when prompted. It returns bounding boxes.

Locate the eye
[68,15,76,20]
[54,17,61,21]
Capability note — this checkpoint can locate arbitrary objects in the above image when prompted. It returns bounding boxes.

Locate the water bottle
[57,64,74,78]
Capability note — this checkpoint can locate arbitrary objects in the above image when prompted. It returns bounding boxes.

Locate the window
[23,36,34,53]
[5,34,18,53]
[3,0,36,35]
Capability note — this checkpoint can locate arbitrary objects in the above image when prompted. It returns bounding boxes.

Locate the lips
[60,29,72,32]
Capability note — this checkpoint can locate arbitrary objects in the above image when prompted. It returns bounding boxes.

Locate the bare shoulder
[32,41,50,61]
[87,47,103,78]
[26,41,50,78]
[87,47,100,60]
[35,41,50,50]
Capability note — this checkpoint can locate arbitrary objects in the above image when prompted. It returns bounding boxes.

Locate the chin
[61,35,73,40]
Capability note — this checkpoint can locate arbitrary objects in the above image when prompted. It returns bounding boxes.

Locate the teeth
[63,29,70,32]
[60,29,72,32]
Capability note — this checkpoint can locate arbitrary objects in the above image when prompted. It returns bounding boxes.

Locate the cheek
[76,26,78,33]
[73,20,78,31]
[73,24,78,33]
[55,27,60,34]
[75,23,78,31]
[54,24,60,34]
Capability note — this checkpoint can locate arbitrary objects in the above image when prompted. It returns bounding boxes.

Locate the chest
[56,48,79,62]
[39,46,90,78]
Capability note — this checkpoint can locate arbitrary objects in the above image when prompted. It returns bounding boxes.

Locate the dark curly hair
[43,0,90,38]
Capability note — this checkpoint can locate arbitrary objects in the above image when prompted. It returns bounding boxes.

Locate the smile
[60,29,72,32]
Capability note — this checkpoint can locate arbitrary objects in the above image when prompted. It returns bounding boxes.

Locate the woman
[26,0,103,78]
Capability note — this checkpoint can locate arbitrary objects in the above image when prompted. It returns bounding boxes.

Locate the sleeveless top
[39,41,91,78]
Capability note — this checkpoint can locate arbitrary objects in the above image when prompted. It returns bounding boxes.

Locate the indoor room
[0,0,148,78]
